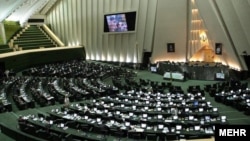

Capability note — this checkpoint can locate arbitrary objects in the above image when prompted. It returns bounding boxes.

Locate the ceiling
[0,0,58,25]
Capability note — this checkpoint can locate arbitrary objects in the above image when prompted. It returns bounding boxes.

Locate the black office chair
[146,133,158,141]
[36,129,50,140]
[50,132,62,141]
[109,127,125,137]
[37,113,46,119]
[128,131,141,140]
[65,121,78,129]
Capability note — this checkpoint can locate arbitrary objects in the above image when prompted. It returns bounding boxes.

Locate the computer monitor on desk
[142,113,148,118]
[157,107,162,111]
[158,124,164,130]
[194,100,199,107]
[141,123,147,129]
[189,116,194,120]
[213,108,218,112]
[125,122,130,127]
[194,125,200,131]
[158,115,163,119]
[176,125,182,130]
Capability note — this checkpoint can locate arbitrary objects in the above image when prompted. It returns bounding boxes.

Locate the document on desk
[165,119,173,123]
[134,128,144,132]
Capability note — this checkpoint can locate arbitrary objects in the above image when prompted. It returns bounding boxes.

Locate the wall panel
[231,0,250,55]
[152,0,187,63]
[196,0,246,70]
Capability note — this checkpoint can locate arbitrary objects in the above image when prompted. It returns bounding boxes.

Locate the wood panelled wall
[46,0,157,63]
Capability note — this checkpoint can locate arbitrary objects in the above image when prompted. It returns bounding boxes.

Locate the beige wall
[46,0,157,63]
[46,0,250,70]
[196,0,247,70]
[151,0,188,63]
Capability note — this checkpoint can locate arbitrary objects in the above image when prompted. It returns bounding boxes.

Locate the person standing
[64,94,70,108]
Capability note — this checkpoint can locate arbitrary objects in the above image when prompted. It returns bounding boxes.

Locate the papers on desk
[165,119,173,123]
[161,127,169,133]
[134,128,144,132]
[120,126,127,130]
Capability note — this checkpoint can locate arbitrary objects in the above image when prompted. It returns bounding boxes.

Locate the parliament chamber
[0,59,249,141]
[1,0,250,141]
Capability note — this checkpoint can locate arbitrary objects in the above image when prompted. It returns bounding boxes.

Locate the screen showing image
[141,123,147,128]
[104,11,136,33]
[125,122,130,126]
[176,125,182,130]
[106,14,128,32]
[158,124,164,129]
[193,100,199,106]
[158,115,163,119]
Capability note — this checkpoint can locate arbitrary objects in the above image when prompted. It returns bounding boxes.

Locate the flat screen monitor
[173,116,178,120]
[132,105,136,109]
[116,111,120,114]
[200,120,205,125]
[158,124,164,130]
[157,107,162,111]
[125,122,130,126]
[221,116,226,120]
[213,108,218,112]
[199,108,204,112]
[142,114,147,118]
[141,123,147,128]
[49,120,53,124]
[189,116,194,120]
[158,115,163,119]
[61,123,64,128]
[194,101,199,106]
[97,118,101,122]
[176,125,182,130]
[104,11,137,33]
[194,125,200,131]
[129,112,134,116]
[205,116,210,121]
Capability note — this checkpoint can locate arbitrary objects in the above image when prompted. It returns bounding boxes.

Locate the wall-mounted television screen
[104,11,137,33]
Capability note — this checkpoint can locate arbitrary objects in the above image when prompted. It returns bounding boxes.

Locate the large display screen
[104,11,137,33]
